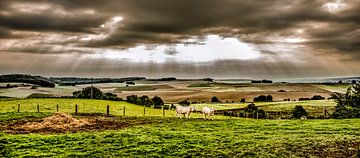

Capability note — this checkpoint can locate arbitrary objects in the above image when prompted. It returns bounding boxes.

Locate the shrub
[103,93,121,101]
[311,95,325,100]
[152,96,164,109]
[332,83,360,118]
[179,100,191,106]
[292,106,307,118]
[298,97,310,101]
[253,95,272,102]
[126,95,138,104]
[211,96,220,102]
[245,103,258,113]
[170,104,176,110]
[27,93,54,98]
[163,104,170,110]
[257,109,266,119]
[73,86,103,99]
[240,98,246,103]
[139,95,153,107]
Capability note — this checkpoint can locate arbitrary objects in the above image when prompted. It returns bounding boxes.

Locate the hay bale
[17,112,91,132]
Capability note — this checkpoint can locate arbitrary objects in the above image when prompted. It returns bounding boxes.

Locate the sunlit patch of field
[313,84,351,93]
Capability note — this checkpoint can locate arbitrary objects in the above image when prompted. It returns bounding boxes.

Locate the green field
[0,99,359,157]
[0,98,224,118]
[115,85,157,92]
[0,115,359,157]
[188,83,212,87]
[193,100,336,112]
[313,84,351,93]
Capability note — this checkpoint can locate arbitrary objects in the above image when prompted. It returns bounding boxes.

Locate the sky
[0,0,359,79]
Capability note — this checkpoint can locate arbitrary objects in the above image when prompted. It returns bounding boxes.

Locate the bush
[292,106,307,118]
[245,103,258,113]
[163,104,170,110]
[311,95,325,100]
[27,93,54,98]
[253,95,272,102]
[211,96,220,102]
[152,96,164,109]
[332,83,360,118]
[126,95,138,104]
[138,95,153,107]
[170,104,176,110]
[257,109,266,119]
[298,97,310,101]
[240,98,246,103]
[103,93,121,101]
[73,86,103,99]
[179,100,190,106]
[266,95,273,102]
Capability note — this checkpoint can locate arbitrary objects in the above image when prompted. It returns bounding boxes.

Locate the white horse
[202,107,215,119]
[176,106,195,119]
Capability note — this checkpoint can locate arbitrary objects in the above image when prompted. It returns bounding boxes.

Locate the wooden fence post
[56,104,59,112]
[37,104,40,113]
[75,104,78,115]
[143,107,146,116]
[163,107,165,117]
[106,105,110,116]
[324,108,327,117]
[17,104,20,113]
[123,106,125,116]
[256,110,259,119]
[229,111,232,119]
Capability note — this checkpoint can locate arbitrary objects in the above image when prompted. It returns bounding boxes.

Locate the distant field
[0,81,343,104]
[313,84,351,93]
[188,83,212,87]
[115,85,157,92]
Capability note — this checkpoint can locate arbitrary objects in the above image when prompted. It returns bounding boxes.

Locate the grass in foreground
[0,117,359,157]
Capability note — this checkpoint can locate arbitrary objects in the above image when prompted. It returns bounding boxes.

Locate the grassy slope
[313,84,351,93]
[1,118,359,157]
[0,98,224,118]
[193,100,336,111]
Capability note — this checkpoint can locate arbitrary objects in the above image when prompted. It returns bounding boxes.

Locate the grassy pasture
[0,116,359,157]
[0,98,226,119]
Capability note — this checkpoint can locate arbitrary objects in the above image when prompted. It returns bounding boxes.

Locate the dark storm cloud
[1,0,359,52]
[0,0,359,78]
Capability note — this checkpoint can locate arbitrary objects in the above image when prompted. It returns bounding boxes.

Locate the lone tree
[211,96,220,102]
[332,82,360,118]
[292,106,307,118]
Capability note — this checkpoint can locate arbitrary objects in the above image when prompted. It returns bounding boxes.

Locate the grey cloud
[0,0,359,78]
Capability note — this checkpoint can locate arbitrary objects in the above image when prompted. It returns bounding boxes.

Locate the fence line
[5,103,332,119]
